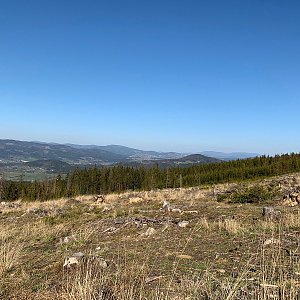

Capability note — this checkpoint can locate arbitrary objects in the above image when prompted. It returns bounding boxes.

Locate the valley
[0,139,257,181]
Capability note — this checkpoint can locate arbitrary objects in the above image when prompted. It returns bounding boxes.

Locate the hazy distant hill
[200,151,259,161]
[124,154,221,168]
[177,154,220,163]
[0,139,258,164]
[0,139,127,164]
[66,144,186,160]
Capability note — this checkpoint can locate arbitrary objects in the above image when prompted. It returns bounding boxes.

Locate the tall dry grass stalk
[243,217,300,300]
[0,231,23,276]
[199,217,210,230]
[62,258,106,300]
[282,210,300,229]
[218,218,243,234]
[21,219,65,242]
[61,256,163,300]
[259,220,277,232]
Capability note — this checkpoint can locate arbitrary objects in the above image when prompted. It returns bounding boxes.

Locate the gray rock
[73,252,84,258]
[232,271,238,278]
[161,200,182,213]
[262,207,281,220]
[262,206,274,216]
[162,200,171,211]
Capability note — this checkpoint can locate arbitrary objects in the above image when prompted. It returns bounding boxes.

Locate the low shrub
[217,185,280,204]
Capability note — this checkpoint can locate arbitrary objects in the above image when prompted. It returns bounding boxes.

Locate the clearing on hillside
[1,173,300,299]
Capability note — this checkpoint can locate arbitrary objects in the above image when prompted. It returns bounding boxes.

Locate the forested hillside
[1,153,300,201]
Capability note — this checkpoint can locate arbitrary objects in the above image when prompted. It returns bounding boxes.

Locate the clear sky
[0,0,299,154]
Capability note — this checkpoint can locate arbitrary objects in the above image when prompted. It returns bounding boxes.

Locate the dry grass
[198,217,210,230]
[259,220,278,232]
[103,186,212,206]
[282,210,300,229]
[218,218,244,235]
[61,254,163,300]
[2,175,300,299]
[0,229,23,277]
[59,237,300,300]
[61,259,106,300]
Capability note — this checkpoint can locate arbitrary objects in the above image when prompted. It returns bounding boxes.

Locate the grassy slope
[0,173,300,299]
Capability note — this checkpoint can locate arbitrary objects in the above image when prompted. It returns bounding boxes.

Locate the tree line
[1,153,300,201]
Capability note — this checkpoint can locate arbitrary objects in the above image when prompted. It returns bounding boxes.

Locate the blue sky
[0,0,299,154]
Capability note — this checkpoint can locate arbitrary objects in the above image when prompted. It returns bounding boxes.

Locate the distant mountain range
[125,154,221,168]
[0,140,126,164]
[65,143,186,160]
[0,139,259,180]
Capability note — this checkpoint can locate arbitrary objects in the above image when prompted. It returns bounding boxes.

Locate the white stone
[63,256,79,267]
[141,227,156,237]
[264,238,280,246]
[63,252,84,267]
[178,221,189,228]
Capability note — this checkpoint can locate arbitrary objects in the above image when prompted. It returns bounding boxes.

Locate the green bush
[216,193,229,202]
[217,185,279,204]
[230,186,274,203]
